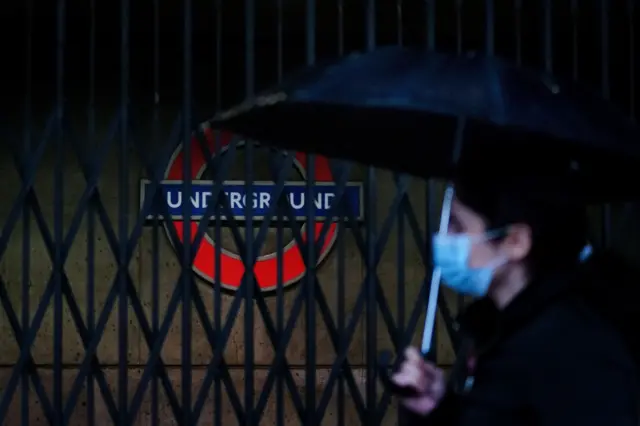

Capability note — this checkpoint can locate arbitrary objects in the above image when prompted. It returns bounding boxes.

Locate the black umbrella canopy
[212,46,640,203]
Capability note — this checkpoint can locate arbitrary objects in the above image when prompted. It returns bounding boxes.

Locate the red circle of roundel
[165,125,338,291]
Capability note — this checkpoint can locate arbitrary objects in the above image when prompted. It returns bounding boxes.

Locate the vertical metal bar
[244,0,256,423]
[455,0,463,54]
[118,0,130,422]
[336,211,346,426]
[245,0,255,97]
[213,133,222,426]
[365,167,377,424]
[276,0,283,82]
[366,0,376,51]
[153,1,160,110]
[182,0,193,423]
[307,0,316,65]
[426,0,435,50]
[364,0,377,422]
[305,154,316,425]
[87,0,97,422]
[396,186,405,426]
[600,0,612,248]
[396,0,403,45]
[629,0,636,120]
[543,0,552,72]
[213,1,223,423]
[570,0,579,80]
[601,0,611,101]
[337,0,344,56]
[54,0,66,422]
[485,0,495,56]
[275,1,285,425]
[86,204,96,426]
[21,2,33,425]
[151,214,160,426]
[455,0,464,318]
[398,5,406,408]
[275,176,285,426]
[244,143,255,426]
[305,0,317,423]
[149,1,162,424]
[151,0,160,423]
[514,0,523,66]
[215,0,223,111]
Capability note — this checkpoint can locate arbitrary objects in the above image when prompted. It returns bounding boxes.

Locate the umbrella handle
[377,350,424,398]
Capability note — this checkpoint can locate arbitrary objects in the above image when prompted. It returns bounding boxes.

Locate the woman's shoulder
[506,292,637,382]
[504,250,640,368]
[573,249,640,366]
[520,299,640,425]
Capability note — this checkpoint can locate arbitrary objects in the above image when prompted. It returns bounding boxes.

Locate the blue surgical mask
[432,230,506,297]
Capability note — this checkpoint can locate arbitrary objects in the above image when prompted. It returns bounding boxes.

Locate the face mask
[432,230,506,297]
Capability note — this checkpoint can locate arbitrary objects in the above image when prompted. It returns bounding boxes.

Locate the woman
[392,175,640,425]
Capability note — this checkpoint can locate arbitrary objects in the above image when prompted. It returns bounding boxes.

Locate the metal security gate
[0,1,637,425]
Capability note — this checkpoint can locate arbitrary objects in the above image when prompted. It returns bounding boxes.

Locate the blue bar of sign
[140,180,364,221]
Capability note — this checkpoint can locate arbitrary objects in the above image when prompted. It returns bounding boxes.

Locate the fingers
[391,360,427,391]
[401,396,438,416]
[403,347,423,363]
[428,367,446,399]
[404,347,440,382]
[391,347,441,394]
[388,347,446,416]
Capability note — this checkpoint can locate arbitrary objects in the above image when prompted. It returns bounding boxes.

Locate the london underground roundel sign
[146,123,364,292]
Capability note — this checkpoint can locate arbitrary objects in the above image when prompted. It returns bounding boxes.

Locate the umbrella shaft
[421,185,455,355]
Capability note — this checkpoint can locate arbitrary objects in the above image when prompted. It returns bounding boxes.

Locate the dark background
[1,0,637,126]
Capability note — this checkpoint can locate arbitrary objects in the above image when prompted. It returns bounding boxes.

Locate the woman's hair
[453,175,590,279]
[454,174,640,366]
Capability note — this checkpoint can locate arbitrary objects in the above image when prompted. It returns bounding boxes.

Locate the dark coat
[409,251,640,426]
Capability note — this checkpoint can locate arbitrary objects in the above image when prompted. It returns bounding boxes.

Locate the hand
[391,347,446,416]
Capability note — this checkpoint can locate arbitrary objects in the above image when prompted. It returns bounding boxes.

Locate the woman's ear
[501,224,532,261]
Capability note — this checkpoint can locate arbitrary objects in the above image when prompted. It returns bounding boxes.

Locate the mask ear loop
[421,116,467,356]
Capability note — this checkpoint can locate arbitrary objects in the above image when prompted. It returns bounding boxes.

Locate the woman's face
[448,197,532,270]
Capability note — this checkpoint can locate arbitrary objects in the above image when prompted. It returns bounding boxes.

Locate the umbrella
[212,46,640,397]
[212,46,640,203]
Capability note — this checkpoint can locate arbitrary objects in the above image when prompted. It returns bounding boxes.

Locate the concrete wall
[0,109,462,425]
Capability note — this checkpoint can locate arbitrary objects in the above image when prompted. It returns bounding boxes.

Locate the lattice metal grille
[0,0,637,425]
